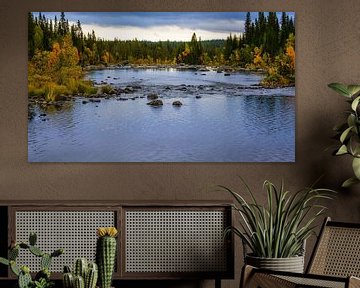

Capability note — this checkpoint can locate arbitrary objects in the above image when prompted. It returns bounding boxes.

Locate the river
[28,68,295,162]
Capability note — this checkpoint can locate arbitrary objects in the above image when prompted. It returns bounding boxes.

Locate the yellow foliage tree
[28,34,86,99]
[253,47,265,68]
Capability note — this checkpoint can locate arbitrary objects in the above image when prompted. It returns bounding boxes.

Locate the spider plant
[220,179,335,258]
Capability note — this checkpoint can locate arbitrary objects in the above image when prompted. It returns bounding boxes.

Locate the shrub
[101,84,115,94]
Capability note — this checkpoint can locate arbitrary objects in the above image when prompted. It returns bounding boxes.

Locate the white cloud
[79,23,243,41]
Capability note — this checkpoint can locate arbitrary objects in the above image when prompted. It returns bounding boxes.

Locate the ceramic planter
[245,254,305,273]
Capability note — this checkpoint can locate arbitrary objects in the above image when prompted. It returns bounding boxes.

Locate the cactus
[19,243,30,249]
[9,246,19,260]
[63,259,98,288]
[19,270,32,288]
[41,253,52,270]
[74,258,87,279]
[29,245,44,257]
[96,227,118,288]
[74,275,85,288]
[63,272,74,288]
[0,233,63,288]
[64,265,72,273]
[29,232,37,246]
[51,248,64,257]
[35,268,50,281]
[85,263,98,288]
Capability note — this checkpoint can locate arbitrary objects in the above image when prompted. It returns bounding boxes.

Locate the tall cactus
[96,227,118,288]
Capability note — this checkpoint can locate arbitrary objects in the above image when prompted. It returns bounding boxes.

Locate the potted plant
[328,83,360,187]
[220,179,334,273]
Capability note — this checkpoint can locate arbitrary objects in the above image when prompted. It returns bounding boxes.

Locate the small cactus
[74,275,85,288]
[29,232,37,246]
[63,272,74,288]
[9,247,19,260]
[74,258,88,279]
[29,245,44,257]
[35,268,50,281]
[64,265,72,273]
[18,269,32,288]
[19,243,30,249]
[0,233,63,288]
[96,227,118,288]
[63,259,98,288]
[51,248,64,257]
[41,253,52,270]
[85,263,98,288]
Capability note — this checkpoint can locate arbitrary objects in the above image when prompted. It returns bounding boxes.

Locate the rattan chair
[241,217,360,288]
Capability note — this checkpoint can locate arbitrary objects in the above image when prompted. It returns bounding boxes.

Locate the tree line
[28,12,295,100]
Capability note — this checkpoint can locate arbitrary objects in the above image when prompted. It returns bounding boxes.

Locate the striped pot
[245,254,305,273]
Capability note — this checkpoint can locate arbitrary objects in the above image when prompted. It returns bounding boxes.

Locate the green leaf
[347,114,356,127]
[340,126,353,143]
[352,157,360,179]
[0,257,9,266]
[347,85,360,97]
[336,145,348,155]
[351,96,360,111]
[10,261,20,276]
[328,83,352,98]
[349,135,360,157]
[342,177,360,188]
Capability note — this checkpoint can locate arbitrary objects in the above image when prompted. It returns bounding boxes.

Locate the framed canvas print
[27,12,295,162]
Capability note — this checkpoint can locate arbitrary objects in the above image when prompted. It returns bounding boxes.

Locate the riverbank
[82,64,294,88]
[83,63,266,73]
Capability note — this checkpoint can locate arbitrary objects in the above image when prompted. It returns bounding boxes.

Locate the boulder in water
[147,93,159,100]
[172,101,183,106]
[147,99,163,106]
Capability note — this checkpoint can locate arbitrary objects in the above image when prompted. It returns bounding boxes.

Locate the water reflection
[28,69,295,162]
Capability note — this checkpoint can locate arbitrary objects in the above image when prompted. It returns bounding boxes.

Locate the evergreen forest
[28,12,295,100]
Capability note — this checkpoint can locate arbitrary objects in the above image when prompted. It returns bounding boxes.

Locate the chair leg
[240,265,255,288]
[215,278,221,288]
[240,265,296,288]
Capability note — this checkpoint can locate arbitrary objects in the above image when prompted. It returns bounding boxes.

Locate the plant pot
[245,254,304,273]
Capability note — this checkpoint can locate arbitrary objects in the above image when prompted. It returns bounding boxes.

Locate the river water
[28,68,295,162]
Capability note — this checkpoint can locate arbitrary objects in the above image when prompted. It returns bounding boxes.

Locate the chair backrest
[307,217,360,277]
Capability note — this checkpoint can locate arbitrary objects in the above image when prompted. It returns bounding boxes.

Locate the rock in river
[172,101,183,106]
[147,100,163,106]
[147,93,159,100]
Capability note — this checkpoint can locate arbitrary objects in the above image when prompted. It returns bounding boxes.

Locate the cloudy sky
[36,12,295,42]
